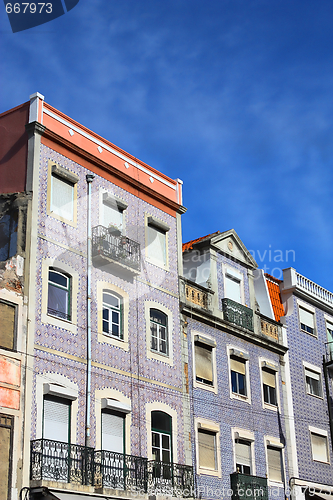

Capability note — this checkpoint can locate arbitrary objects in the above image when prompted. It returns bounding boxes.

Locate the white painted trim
[43,108,177,190]
[231,427,256,476]
[145,301,173,366]
[192,331,218,394]
[195,417,221,477]
[227,345,251,404]
[145,402,178,463]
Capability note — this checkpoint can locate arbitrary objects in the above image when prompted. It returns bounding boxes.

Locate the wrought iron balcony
[92,225,141,272]
[94,450,147,491]
[222,298,254,331]
[230,472,268,500]
[147,460,194,497]
[30,440,194,497]
[30,439,94,485]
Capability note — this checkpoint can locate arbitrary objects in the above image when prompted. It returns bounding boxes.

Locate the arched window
[103,291,123,339]
[151,411,172,464]
[150,309,168,355]
[48,268,71,321]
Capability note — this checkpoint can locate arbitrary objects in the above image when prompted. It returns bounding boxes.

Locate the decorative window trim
[264,436,285,486]
[145,214,169,270]
[309,427,330,464]
[47,160,78,227]
[259,358,279,411]
[232,427,256,476]
[41,259,78,334]
[227,346,251,404]
[95,388,132,452]
[303,362,323,399]
[222,263,245,305]
[97,282,129,350]
[145,301,173,365]
[193,333,217,394]
[146,402,178,463]
[297,299,317,337]
[195,418,221,477]
[35,373,79,441]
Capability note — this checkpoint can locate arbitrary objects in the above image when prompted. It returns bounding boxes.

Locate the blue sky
[1,0,333,290]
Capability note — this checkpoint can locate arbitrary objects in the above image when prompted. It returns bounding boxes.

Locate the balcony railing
[30,439,193,497]
[92,225,141,272]
[30,439,94,485]
[94,450,147,491]
[260,318,279,341]
[230,472,268,500]
[180,277,214,312]
[222,298,254,331]
[325,341,333,367]
[147,460,194,496]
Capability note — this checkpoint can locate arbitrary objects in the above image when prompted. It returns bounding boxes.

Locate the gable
[210,229,257,269]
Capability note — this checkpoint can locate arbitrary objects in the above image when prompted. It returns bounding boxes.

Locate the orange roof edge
[182,231,221,252]
[265,274,285,322]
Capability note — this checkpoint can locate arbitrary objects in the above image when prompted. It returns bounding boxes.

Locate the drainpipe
[322,355,333,452]
[85,174,94,448]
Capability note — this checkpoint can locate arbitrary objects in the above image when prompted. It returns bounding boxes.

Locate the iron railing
[230,472,268,500]
[147,461,194,497]
[325,341,333,364]
[222,298,254,331]
[30,439,94,485]
[94,450,147,491]
[47,307,71,322]
[30,440,193,496]
[92,225,141,271]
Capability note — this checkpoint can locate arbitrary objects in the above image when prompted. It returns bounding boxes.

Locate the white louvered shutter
[235,440,251,468]
[102,412,124,453]
[267,446,282,482]
[225,275,241,303]
[51,176,74,221]
[43,398,69,442]
[311,433,328,462]
[195,344,213,382]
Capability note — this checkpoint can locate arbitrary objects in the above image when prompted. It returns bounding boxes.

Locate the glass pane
[238,373,246,395]
[152,432,160,448]
[112,311,119,325]
[103,292,120,308]
[49,270,68,288]
[162,434,170,449]
[48,284,68,316]
[103,308,109,320]
[102,320,108,333]
[152,411,172,432]
[162,450,171,463]
[150,309,167,326]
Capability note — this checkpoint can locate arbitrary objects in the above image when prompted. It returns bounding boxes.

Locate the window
[310,431,329,463]
[102,193,127,234]
[198,429,217,470]
[43,395,71,443]
[327,320,333,357]
[235,439,252,474]
[49,163,78,223]
[262,368,277,406]
[151,411,172,463]
[0,414,13,500]
[299,306,315,335]
[267,446,283,482]
[147,216,170,267]
[194,337,216,386]
[225,271,242,303]
[305,367,322,398]
[230,356,247,396]
[48,269,71,321]
[102,410,125,453]
[0,301,16,350]
[102,291,123,339]
[150,309,168,355]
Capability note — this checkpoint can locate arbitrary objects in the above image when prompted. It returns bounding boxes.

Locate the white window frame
[145,302,173,365]
[260,359,279,410]
[97,282,129,350]
[228,347,251,403]
[150,309,168,356]
[309,426,330,464]
[222,264,245,305]
[41,259,78,334]
[193,334,217,394]
[297,300,316,337]
[47,161,78,226]
[264,436,285,486]
[146,402,178,464]
[325,315,333,354]
[232,428,255,475]
[195,418,221,477]
[145,214,170,269]
[303,361,323,399]
[102,291,123,340]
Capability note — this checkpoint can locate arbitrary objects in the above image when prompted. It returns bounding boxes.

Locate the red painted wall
[0,102,29,194]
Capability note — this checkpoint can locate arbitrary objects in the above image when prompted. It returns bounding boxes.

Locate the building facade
[0,93,192,500]
[180,231,290,500]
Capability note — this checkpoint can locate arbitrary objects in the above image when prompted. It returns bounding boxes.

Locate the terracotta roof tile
[265,274,284,322]
[182,231,221,252]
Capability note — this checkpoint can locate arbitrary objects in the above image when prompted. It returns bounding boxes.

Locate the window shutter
[148,225,166,264]
[235,440,251,467]
[103,203,123,231]
[225,275,241,303]
[230,357,246,375]
[299,308,314,328]
[311,433,328,462]
[102,412,124,453]
[0,302,15,350]
[195,344,213,382]
[198,430,216,469]
[262,369,276,388]
[51,175,74,221]
[43,398,69,442]
[267,446,282,482]
[305,369,320,381]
